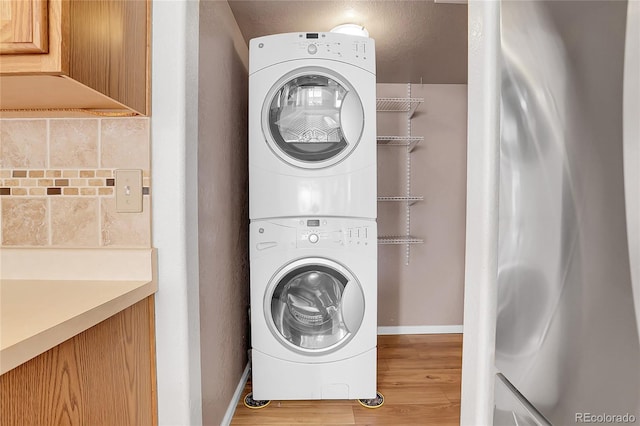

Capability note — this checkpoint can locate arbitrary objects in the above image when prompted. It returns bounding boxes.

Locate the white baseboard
[377,325,463,335]
[221,363,250,426]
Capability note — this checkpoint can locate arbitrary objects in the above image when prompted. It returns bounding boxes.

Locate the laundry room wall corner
[198,1,250,425]
[152,0,203,425]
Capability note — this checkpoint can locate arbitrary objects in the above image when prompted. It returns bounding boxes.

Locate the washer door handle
[340,281,365,334]
[339,90,364,148]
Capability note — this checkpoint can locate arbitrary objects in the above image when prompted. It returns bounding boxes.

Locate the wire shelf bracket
[377,196,424,206]
[376,136,423,152]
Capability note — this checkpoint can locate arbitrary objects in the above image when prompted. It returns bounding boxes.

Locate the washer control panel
[251,217,376,256]
[345,226,370,246]
[296,218,374,249]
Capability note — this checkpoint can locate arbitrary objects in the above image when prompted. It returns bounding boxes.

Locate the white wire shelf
[378,236,425,245]
[376,97,424,118]
[376,136,423,152]
[377,196,424,206]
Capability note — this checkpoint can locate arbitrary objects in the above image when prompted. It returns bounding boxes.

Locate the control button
[309,234,319,243]
[308,44,318,55]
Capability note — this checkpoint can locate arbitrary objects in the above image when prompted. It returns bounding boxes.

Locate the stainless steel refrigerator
[495,1,640,425]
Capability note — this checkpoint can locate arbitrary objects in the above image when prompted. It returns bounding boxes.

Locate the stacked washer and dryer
[248,32,378,402]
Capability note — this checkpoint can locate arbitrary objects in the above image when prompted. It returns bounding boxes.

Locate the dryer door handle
[339,91,364,147]
[341,281,365,334]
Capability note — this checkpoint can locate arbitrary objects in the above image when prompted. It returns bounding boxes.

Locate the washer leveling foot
[243,392,271,409]
[358,391,385,408]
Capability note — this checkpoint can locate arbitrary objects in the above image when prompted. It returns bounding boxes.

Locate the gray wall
[377,83,467,327]
[198,1,249,424]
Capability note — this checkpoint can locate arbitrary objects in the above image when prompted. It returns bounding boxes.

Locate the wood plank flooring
[230,334,462,425]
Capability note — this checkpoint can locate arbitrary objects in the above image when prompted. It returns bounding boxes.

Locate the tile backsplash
[0,118,151,248]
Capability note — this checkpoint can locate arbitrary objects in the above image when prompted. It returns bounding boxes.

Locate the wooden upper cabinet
[0,0,149,116]
[0,0,48,54]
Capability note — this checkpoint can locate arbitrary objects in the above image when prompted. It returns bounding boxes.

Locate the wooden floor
[230,334,462,425]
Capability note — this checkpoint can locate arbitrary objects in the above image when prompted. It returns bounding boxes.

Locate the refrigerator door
[494,374,550,426]
[497,1,640,425]
[623,0,640,339]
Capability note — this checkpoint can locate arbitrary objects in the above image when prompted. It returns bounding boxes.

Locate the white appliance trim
[221,363,251,426]
[377,325,463,335]
[460,1,501,425]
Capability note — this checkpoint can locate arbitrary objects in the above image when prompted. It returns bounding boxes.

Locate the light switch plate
[115,169,143,213]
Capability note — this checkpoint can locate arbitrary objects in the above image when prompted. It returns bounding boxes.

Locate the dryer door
[267,258,365,354]
[263,67,365,169]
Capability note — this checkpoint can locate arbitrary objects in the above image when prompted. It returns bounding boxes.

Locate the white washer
[249,32,377,220]
[250,217,377,400]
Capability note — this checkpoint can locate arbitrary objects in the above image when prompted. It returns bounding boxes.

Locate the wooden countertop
[0,248,157,375]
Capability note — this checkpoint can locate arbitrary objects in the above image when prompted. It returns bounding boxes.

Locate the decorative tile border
[0,169,151,197]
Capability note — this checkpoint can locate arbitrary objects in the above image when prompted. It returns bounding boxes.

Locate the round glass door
[267,259,365,353]
[263,68,364,168]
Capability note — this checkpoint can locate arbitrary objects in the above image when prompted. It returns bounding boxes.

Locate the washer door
[267,258,365,354]
[263,67,365,169]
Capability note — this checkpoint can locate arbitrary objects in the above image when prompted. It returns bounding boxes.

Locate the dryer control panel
[294,35,371,65]
[249,32,376,75]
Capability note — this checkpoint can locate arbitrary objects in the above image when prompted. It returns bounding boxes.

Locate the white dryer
[249,32,377,220]
[250,217,377,400]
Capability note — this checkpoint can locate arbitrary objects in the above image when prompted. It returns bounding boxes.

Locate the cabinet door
[0,0,48,54]
[0,297,157,425]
